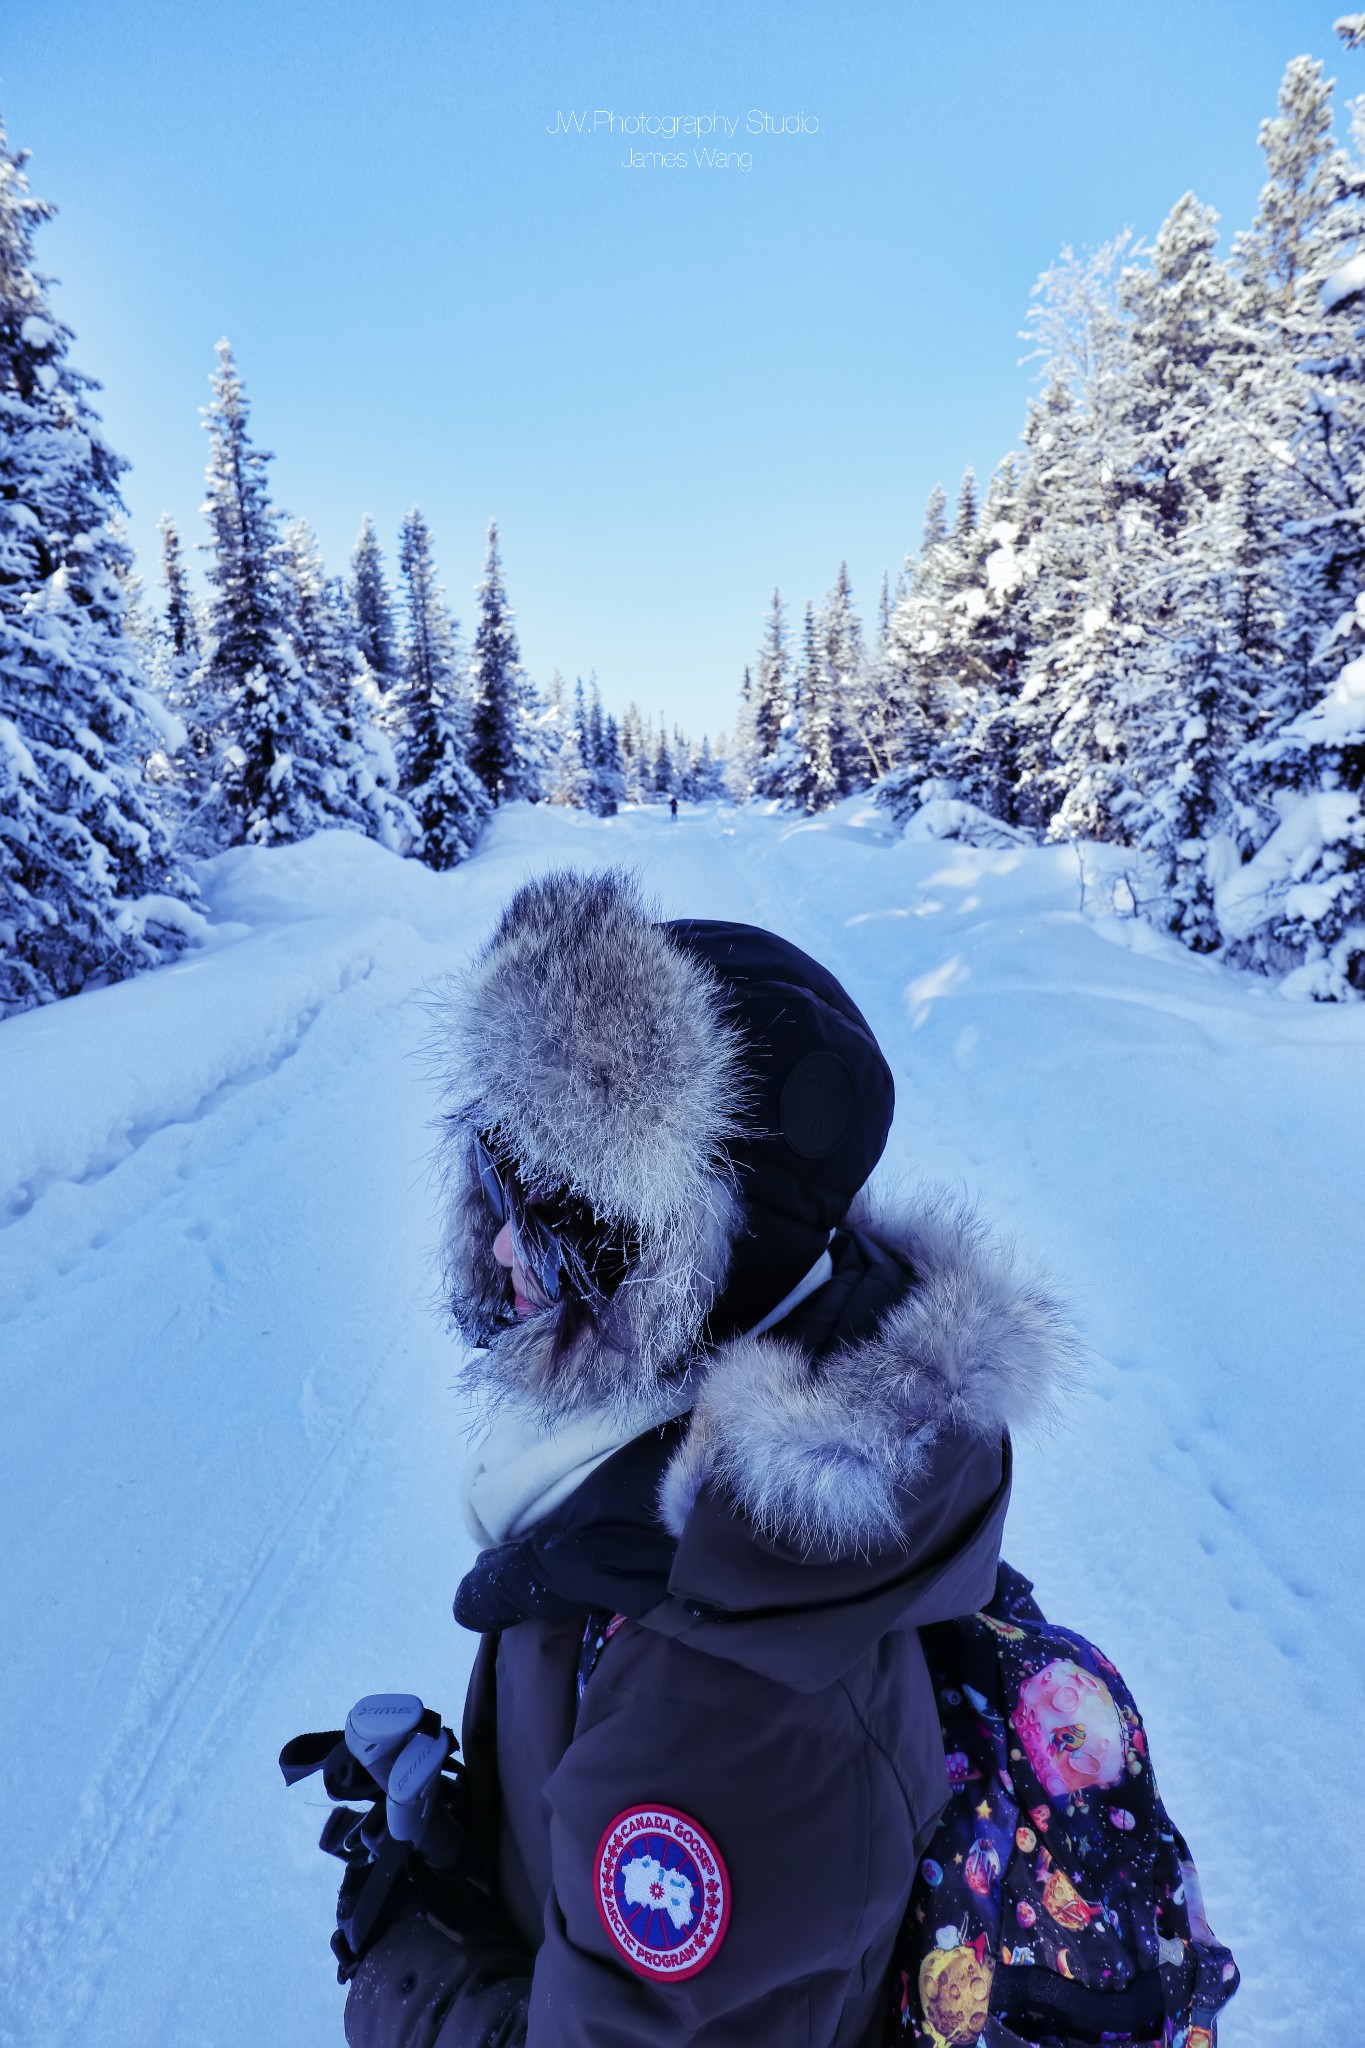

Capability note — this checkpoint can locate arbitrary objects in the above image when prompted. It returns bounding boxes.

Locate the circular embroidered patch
[595,1804,731,1981]
[779,1050,854,1159]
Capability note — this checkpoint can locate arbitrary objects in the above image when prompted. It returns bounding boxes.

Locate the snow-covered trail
[2,801,1362,2045]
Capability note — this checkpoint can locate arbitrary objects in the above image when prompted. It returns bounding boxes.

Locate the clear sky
[1,0,1352,738]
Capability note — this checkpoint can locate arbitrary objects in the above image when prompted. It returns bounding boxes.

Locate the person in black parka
[342,868,1080,2048]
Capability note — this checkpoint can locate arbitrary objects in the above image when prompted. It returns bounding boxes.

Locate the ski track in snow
[2,959,375,1227]
[1,803,1362,2044]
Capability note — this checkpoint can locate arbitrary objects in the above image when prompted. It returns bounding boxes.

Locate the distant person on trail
[335,867,1077,2047]
[669,793,678,819]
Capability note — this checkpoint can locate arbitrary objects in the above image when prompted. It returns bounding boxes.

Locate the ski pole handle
[344,1693,426,1784]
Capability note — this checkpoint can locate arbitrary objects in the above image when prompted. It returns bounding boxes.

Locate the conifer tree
[692,733,725,800]
[1230,56,1365,728]
[921,485,948,554]
[752,590,793,798]
[1236,57,1357,329]
[599,709,626,814]
[1104,198,1269,933]
[280,518,410,848]
[953,467,978,542]
[350,515,401,695]
[1018,237,1150,841]
[818,562,867,793]
[0,120,197,1015]
[145,513,214,827]
[864,493,958,804]
[202,343,368,846]
[936,456,1033,821]
[395,505,488,867]
[577,676,623,815]
[652,717,674,798]
[469,519,534,801]
[283,520,360,728]
[542,669,589,807]
[1219,591,1365,995]
[619,701,650,805]
[727,664,760,801]
[160,514,201,672]
[790,600,839,811]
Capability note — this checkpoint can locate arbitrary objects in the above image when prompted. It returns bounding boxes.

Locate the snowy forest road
[2,800,1362,2045]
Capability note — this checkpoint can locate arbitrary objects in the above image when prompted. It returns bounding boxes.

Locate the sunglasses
[473,1134,633,1312]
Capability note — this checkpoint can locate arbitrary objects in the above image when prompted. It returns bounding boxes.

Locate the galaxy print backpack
[889,1563,1239,2048]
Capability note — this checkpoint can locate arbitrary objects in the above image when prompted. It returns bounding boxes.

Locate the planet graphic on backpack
[1012,1659,1125,1798]
[964,1836,1001,1898]
[917,1930,994,2047]
[1035,1849,1102,1934]
[944,1750,973,1793]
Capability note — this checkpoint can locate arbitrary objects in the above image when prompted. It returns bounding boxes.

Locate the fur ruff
[658,1190,1083,1553]
[431,868,750,1418]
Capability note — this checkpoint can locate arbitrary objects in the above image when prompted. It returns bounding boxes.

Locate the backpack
[889,1562,1239,2048]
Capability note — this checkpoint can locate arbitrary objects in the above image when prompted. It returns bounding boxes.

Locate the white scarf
[459,1244,834,1548]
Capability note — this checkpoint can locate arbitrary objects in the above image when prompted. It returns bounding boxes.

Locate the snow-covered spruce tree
[350,515,402,696]
[395,505,488,868]
[108,514,154,662]
[651,718,674,798]
[281,518,411,849]
[144,513,213,829]
[619,700,651,805]
[283,519,358,727]
[1228,56,1365,738]
[1216,590,1365,995]
[691,732,726,800]
[874,473,998,816]
[674,735,699,803]
[159,514,201,680]
[752,588,795,799]
[1198,54,1365,970]
[579,677,623,815]
[789,599,839,812]
[817,562,868,794]
[908,453,1037,826]
[0,121,198,1016]
[726,664,760,801]
[203,343,374,847]
[600,710,626,814]
[866,496,956,816]
[1014,237,1157,844]
[671,725,696,801]
[469,519,537,802]
[1106,195,1264,941]
[541,670,588,807]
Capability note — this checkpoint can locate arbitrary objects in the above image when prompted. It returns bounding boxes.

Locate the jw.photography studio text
[546,109,819,172]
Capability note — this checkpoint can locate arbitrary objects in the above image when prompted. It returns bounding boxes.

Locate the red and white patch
[595,1804,730,1981]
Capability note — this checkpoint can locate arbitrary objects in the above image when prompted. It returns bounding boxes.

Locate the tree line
[6,32,1365,1016]
[0,121,719,1018]
[733,39,1365,999]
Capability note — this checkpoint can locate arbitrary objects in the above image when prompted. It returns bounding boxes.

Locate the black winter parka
[340,873,1076,2047]
[342,1209,1078,2048]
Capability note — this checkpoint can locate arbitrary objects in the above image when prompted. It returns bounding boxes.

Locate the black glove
[281,1692,483,1982]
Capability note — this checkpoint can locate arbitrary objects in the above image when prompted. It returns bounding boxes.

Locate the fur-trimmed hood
[659,1191,1081,1558]
[452,1191,1082,1689]
[433,870,1078,1582]
[431,868,897,1420]
[432,869,750,1415]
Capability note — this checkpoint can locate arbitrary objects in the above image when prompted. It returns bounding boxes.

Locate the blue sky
[2,0,1352,738]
